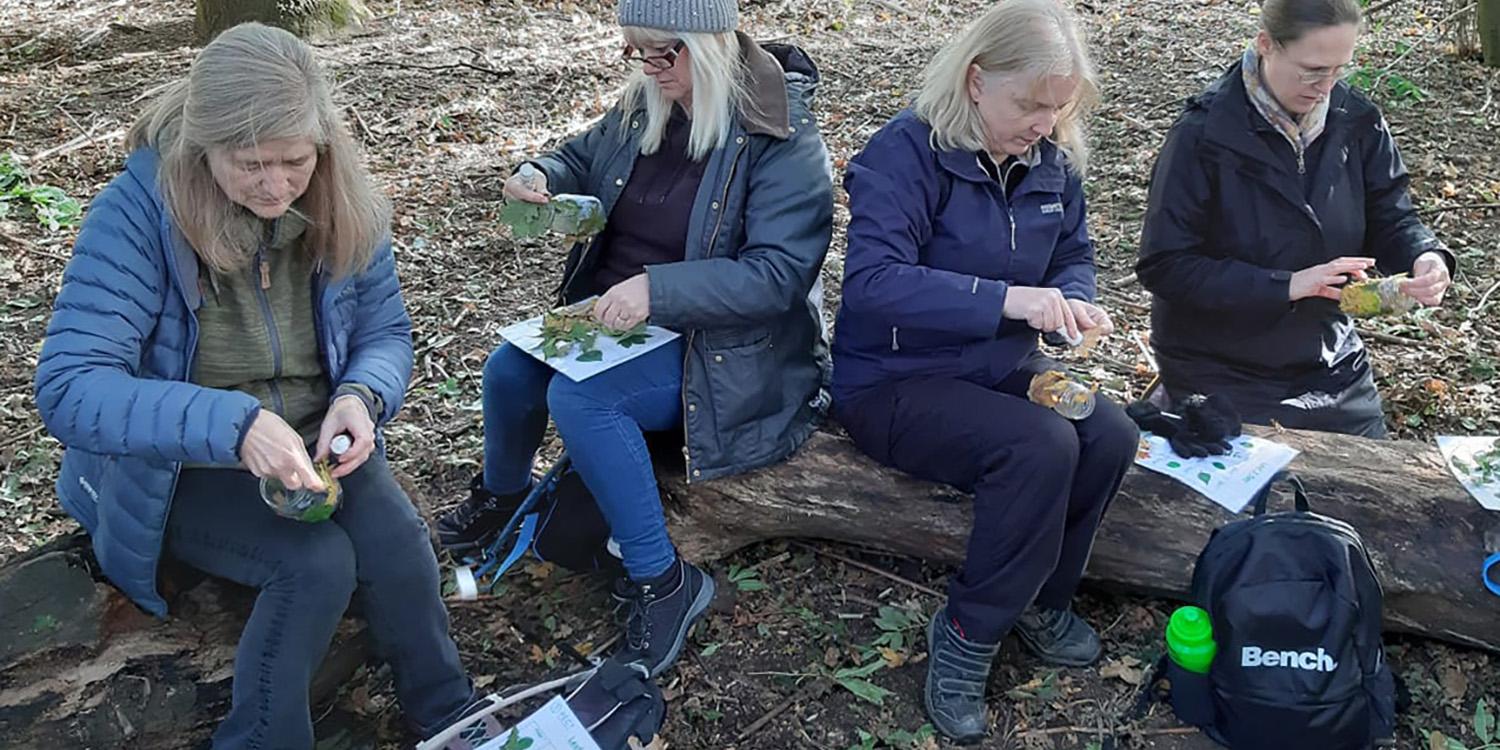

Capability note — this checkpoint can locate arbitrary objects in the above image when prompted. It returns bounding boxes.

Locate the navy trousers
[834,356,1139,644]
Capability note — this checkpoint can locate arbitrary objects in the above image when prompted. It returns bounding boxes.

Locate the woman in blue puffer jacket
[34,24,497,750]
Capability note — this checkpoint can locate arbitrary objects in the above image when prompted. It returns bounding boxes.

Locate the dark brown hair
[1260,0,1362,45]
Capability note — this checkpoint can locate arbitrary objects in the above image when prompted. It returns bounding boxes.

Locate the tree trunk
[195,0,280,43]
[194,0,371,44]
[0,532,368,749]
[1481,0,1500,67]
[662,427,1500,652]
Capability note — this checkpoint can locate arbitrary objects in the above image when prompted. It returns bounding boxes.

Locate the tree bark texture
[1480,0,1500,67]
[0,532,368,749]
[194,0,369,43]
[662,427,1500,652]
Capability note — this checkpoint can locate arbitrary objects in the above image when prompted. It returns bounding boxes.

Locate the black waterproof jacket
[1137,62,1451,419]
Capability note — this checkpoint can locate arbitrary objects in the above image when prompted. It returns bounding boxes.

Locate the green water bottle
[1166,606,1217,673]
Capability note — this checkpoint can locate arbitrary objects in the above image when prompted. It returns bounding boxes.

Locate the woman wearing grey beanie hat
[438,0,834,681]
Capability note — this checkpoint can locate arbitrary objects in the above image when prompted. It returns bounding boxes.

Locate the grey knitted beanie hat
[618,0,738,34]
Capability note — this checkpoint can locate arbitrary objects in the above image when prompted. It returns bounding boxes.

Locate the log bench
[4,425,1497,747]
[663,426,1500,651]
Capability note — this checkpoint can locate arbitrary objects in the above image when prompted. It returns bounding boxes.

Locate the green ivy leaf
[1476,697,1495,744]
[576,349,603,363]
[836,677,892,706]
[874,606,915,632]
[500,729,534,750]
[835,660,886,680]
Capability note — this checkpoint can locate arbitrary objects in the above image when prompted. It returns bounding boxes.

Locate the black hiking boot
[435,474,529,553]
[615,558,715,678]
[1013,605,1102,667]
[925,607,1000,744]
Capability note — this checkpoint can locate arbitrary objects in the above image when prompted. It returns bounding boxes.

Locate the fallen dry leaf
[1440,663,1468,702]
[878,645,908,668]
[1100,655,1146,686]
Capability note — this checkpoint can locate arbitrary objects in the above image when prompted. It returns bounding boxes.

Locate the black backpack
[1167,473,1397,749]
[485,455,624,579]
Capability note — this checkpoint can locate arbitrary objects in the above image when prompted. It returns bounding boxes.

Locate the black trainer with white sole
[435,474,529,553]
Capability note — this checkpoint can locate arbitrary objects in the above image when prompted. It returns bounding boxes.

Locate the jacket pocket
[703,334,780,440]
[890,326,967,356]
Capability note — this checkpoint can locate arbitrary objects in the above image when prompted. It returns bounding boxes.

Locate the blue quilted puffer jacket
[34,149,414,616]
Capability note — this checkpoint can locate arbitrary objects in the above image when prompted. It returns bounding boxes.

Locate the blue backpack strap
[493,512,539,579]
[471,454,575,587]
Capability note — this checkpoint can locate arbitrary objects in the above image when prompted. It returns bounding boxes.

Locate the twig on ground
[369,58,512,78]
[28,127,124,163]
[794,541,943,598]
[1373,2,1476,89]
[747,550,793,574]
[0,424,47,453]
[1018,725,1107,738]
[1473,278,1500,314]
[870,0,915,16]
[1364,0,1405,17]
[1420,202,1500,215]
[1357,327,1423,347]
[1018,724,1201,739]
[0,231,71,262]
[733,677,830,743]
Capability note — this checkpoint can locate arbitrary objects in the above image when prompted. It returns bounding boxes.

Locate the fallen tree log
[0,532,369,749]
[5,427,1495,747]
[664,426,1500,652]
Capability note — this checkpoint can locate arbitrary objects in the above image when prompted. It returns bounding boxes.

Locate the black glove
[1125,399,1181,437]
[1168,393,1241,458]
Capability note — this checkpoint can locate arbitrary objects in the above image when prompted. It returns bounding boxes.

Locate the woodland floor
[1,0,1498,748]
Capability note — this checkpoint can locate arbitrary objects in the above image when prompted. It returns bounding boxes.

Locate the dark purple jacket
[831,110,1097,402]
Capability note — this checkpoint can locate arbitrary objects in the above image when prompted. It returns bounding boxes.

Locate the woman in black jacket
[1137,0,1453,437]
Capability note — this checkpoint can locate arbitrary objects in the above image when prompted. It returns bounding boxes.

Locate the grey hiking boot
[615,558,715,678]
[925,608,1000,744]
[1013,605,1102,667]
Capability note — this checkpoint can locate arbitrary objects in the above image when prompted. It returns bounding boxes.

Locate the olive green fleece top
[192,210,376,449]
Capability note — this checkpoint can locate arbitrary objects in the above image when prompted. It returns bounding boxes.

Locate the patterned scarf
[1241,47,1329,167]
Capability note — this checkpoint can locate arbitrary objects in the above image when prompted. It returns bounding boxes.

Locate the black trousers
[834,357,1139,643]
[1159,362,1389,439]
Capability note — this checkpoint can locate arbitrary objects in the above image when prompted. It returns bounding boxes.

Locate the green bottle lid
[1166,606,1217,673]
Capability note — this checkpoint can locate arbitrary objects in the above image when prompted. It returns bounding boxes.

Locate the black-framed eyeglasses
[623,39,685,71]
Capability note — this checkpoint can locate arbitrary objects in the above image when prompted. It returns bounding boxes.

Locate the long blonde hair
[620,27,747,160]
[125,22,387,277]
[914,0,1099,175]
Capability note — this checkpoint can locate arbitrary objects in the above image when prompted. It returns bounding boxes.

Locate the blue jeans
[166,453,474,750]
[482,340,683,581]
